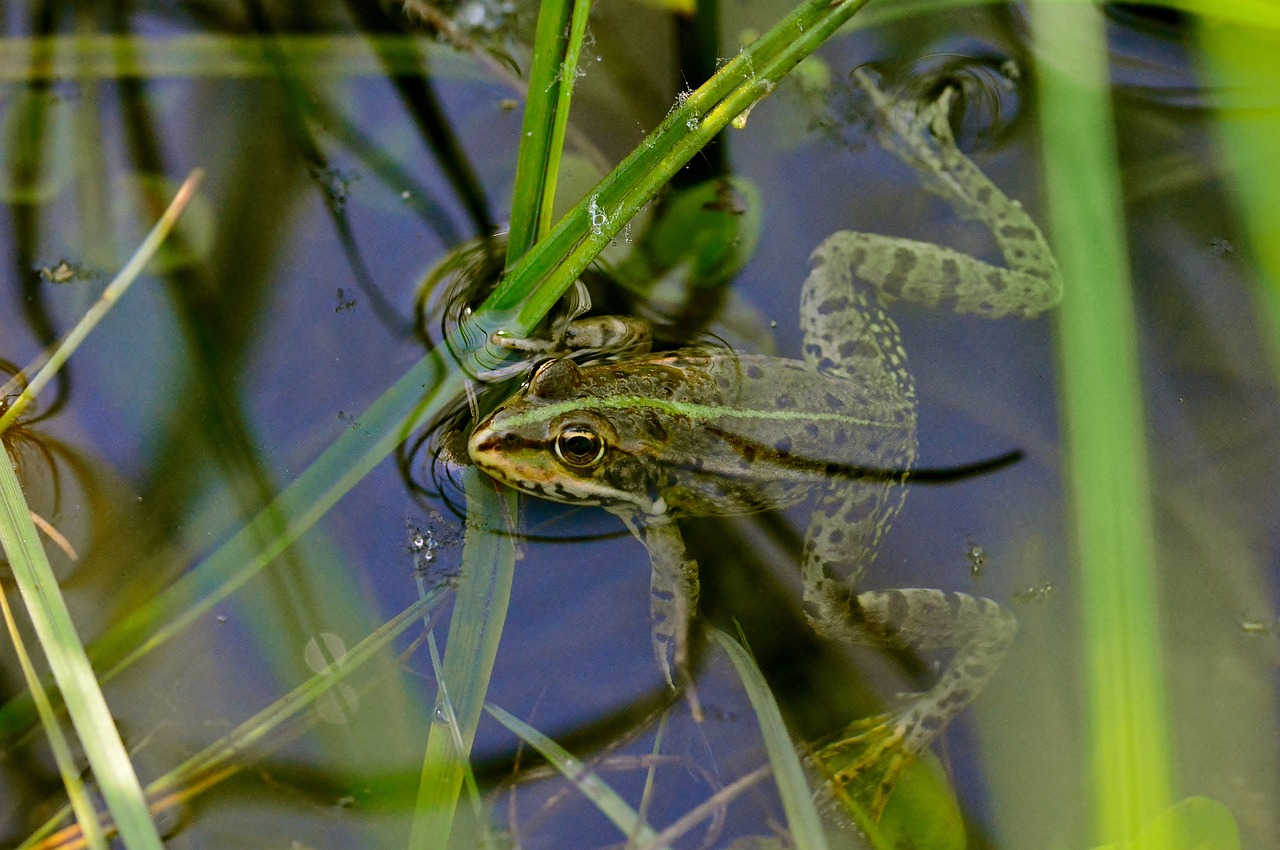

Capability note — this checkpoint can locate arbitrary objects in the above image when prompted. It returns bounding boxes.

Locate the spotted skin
[468,70,1061,822]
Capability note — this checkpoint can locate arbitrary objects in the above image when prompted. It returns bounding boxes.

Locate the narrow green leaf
[505,0,574,264]
[1195,19,1280,385]
[0,588,107,850]
[711,628,831,850]
[537,0,592,240]
[1030,2,1173,844]
[0,454,163,849]
[408,468,517,850]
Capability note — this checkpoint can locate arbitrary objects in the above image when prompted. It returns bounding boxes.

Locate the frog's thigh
[856,588,1016,754]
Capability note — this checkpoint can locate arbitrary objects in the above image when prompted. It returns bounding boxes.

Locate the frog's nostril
[469,434,499,454]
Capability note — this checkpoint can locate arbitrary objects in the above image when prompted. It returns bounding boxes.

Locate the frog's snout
[466,422,502,464]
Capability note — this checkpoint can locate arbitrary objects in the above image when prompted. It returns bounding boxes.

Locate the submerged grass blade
[1031,2,1173,844]
[1195,19,1280,385]
[20,585,451,850]
[150,585,450,800]
[485,703,668,848]
[0,169,203,432]
[408,469,517,850]
[0,453,163,849]
[0,353,464,741]
[711,628,831,850]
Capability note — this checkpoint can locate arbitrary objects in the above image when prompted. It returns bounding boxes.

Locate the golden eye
[554,425,605,468]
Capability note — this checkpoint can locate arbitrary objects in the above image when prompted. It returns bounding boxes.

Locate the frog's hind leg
[826,69,1062,321]
[813,588,1017,819]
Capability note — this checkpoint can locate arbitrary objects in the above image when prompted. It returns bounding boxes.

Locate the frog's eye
[554,425,606,468]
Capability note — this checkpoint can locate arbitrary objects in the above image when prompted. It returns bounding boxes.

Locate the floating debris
[335,287,357,313]
[1013,584,1055,605]
[964,536,986,579]
[406,512,460,579]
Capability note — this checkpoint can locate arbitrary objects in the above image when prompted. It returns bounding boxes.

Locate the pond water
[0,3,1276,850]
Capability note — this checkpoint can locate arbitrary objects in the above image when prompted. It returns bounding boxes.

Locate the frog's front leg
[614,511,700,698]
[821,69,1063,320]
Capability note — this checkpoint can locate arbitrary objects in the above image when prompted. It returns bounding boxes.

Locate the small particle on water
[43,260,75,283]
[335,287,357,313]
[1209,237,1235,256]
[964,536,986,578]
[498,98,518,111]
[37,258,97,284]
[1239,617,1279,635]
[406,513,459,577]
[310,164,360,209]
[769,320,778,329]
[1013,584,1055,604]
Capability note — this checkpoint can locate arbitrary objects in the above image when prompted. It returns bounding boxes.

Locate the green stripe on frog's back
[490,392,893,432]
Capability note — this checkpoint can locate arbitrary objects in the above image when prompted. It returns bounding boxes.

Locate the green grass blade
[537,0,592,240]
[408,468,517,850]
[1030,2,1173,844]
[485,703,668,848]
[0,453,163,849]
[711,628,831,850]
[505,0,574,264]
[0,588,107,850]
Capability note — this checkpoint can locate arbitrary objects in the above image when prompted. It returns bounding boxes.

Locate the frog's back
[665,350,916,512]
[605,352,916,517]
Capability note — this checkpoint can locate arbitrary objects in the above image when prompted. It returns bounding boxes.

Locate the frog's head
[468,358,665,515]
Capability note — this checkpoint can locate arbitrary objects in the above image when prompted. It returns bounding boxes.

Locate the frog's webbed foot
[812,713,911,822]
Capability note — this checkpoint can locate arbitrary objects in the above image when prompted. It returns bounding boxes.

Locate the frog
[467,68,1062,818]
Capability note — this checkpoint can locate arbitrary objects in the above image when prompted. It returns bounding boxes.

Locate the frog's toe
[925,86,960,143]
[813,714,914,822]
